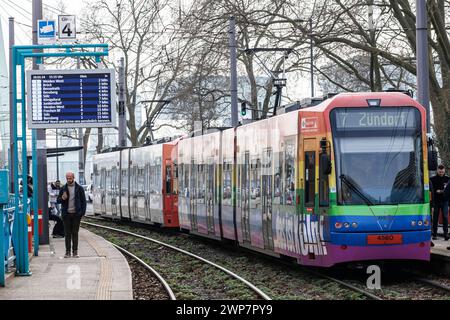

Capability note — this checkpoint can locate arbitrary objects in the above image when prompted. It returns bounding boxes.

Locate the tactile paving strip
[82,233,113,300]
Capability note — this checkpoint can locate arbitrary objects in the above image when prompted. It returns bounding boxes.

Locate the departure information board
[27,69,116,129]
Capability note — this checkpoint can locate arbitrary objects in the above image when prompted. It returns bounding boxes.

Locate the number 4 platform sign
[58,15,76,40]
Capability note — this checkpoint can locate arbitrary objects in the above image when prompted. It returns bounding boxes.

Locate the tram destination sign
[332,108,418,130]
[26,69,116,129]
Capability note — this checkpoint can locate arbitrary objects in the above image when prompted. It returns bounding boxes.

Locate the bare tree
[83,0,194,145]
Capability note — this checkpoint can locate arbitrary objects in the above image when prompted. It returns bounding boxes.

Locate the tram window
[273,152,282,205]
[165,163,171,194]
[251,158,261,204]
[284,140,296,205]
[304,151,316,207]
[173,164,179,195]
[319,152,330,207]
[138,168,144,194]
[223,162,232,203]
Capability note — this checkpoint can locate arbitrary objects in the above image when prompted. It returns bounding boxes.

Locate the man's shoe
[444,237,449,241]
[64,252,71,258]
[431,241,435,247]
[73,251,79,258]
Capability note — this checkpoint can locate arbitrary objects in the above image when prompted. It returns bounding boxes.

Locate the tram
[93,92,433,267]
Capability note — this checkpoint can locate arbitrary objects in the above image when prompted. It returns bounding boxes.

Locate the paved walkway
[0,228,133,300]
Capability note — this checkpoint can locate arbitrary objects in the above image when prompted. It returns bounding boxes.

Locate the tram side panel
[120,149,131,220]
[163,143,180,227]
[92,152,120,218]
[220,128,236,240]
[177,137,192,230]
[130,147,147,223]
[149,144,164,225]
[236,120,270,250]
[197,132,222,238]
[92,154,107,215]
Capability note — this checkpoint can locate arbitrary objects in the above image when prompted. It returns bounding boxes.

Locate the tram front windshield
[331,107,423,205]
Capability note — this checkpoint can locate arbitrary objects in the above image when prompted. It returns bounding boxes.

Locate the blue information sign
[27,69,116,129]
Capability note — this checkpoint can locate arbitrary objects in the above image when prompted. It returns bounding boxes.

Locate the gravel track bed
[123,253,171,300]
[85,225,261,300]
[325,269,450,300]
[83,218,369,300]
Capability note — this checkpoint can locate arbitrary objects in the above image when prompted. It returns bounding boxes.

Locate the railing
[0,194,29,286]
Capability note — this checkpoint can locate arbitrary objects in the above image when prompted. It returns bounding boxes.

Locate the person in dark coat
[57,172,86,258]
[430,164,450,240]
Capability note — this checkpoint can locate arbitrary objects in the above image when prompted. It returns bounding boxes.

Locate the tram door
[164,160,174,220]
[303,138,317,213]
[205,159,215,234]
[100,168,106,214]
[189,160,198,231]
[131,165,139,219]
[111,166,118,216]
[262,148,274,250]
[144,164,151,221]
[241,152,251,243]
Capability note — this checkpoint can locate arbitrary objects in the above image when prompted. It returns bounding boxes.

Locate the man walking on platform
[430,164,449,240]
[57,172,87,258]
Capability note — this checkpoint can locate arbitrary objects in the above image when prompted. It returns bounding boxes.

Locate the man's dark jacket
[57,182,87,218]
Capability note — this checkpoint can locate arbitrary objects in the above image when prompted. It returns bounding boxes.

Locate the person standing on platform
[48,180,61,215]
[57,172,87,258]
[430,164,449,241]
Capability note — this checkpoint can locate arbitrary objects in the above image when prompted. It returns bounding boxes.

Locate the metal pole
[33,0,49,245]
[416,0,430,133]
[229,16,238,128]
[8,18,14,193]
[368,0,375,91]
[310,18,314,97]
[77,57,85,184]
[0,204,4,286]
[56,129,59,180]
[118,57,126,147]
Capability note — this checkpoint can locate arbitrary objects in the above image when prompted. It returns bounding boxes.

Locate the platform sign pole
[18,58,30,275]
[11,48,24,274]
[32,129,38,256]
[0,170,9,286]
[10,43,110,277]
[0,203,4,287]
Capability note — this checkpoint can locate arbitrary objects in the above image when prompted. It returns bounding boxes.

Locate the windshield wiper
[339,174,374,206]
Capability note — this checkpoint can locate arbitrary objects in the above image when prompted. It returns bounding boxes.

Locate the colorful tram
[93,92,432,267]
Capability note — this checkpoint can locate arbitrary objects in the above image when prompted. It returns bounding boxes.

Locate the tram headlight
[424,220,429,226]
[418,220,423,226]
[344,222,350,228]
[411,221,416,226]
[351,222,358,228]
[335,222,342,229]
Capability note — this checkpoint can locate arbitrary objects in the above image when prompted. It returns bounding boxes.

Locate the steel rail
[411,276,450,293]
[82,221,272,300]
[109,241,176,300]
[305,269,384,300]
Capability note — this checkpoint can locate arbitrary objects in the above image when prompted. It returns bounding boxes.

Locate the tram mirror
[320,153,332,176]
[428,150,438,171]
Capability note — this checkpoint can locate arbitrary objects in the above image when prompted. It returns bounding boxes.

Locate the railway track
[110,242,176,300]
[83,216,449,300]
[82,220,271,300]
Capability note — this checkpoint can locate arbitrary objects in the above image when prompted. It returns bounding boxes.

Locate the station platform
[0,228,133,300]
